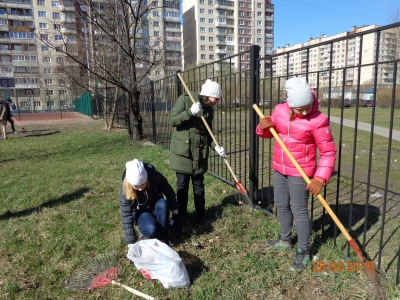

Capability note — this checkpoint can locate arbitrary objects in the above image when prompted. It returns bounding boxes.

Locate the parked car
[359,99,375,107]
[343,99,352,107]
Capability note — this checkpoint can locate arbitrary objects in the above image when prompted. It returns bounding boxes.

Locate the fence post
[249,45,260,204]
[176,72,182,97]
[151,81,156,144]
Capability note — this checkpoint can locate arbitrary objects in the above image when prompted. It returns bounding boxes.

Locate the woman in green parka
[169,79,226,227]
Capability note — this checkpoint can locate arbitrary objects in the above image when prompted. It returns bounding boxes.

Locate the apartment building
[0,0,80,112]
[182,0,274,75]
[150,0,182,79]
[272,25,400,88]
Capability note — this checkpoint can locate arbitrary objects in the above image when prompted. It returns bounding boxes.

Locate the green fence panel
[74,91,92,117]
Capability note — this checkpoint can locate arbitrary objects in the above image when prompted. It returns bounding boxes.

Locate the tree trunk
[129,90,143,141]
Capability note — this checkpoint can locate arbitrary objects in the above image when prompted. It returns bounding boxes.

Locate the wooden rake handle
[176,73,240,183]
[253,104,358,247]
[111,280,157,300]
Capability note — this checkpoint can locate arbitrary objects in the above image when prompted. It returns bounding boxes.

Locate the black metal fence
[97,22,400,284]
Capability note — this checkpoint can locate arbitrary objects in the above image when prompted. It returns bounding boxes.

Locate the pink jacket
[256,97,336,183]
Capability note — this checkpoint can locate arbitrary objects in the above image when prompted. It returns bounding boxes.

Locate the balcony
[165,35,180,42]
[214,2,234,10]
[215,48,226,54]
[265,33,273,38]
[59,5,74,12]
[265,16,273,21]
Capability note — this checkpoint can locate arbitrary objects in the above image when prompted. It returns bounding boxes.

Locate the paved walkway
[329,116,400,142]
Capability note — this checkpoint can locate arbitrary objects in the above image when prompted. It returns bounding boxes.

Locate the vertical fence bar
[249,45,260,203]
[151,81,156,144]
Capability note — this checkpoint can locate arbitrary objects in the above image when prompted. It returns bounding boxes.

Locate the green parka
[169,92,215,175]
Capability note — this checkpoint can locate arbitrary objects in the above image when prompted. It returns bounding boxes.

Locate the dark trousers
[7,117,16,132]
[176,172,205,218]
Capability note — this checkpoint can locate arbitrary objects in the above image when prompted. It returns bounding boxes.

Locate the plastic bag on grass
[127,239,190,288]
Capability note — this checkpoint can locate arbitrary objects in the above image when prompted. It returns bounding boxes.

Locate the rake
[11,116,27,133]
[67,251,157,300]
[253,104,385,298]
[177,73,254,212]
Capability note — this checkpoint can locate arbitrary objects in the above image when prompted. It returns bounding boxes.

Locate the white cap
[125,159,148,186]
[285,77,313,107]
[200,79,222,99]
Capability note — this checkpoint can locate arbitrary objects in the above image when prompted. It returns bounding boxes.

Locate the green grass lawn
[0,120,398,299]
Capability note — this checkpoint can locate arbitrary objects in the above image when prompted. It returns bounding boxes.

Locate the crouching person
[119,159,182,250]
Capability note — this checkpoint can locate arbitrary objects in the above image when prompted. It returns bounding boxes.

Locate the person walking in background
[11,101,16,114]
[256,77,336,271]
[0,98,7,140]
[119,159,181,249]
[5,98,18,134]
[169,79,226,227]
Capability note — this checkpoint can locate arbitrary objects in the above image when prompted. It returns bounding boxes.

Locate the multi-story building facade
[182,0,274,75]
[272,25,400,89]
[0,0,81,112]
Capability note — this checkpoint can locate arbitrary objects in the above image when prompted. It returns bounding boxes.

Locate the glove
[258,116,274,130]
[190,101,203,116]
[170,214,183,232]
[306,178,325,196]
[214,145,227,157]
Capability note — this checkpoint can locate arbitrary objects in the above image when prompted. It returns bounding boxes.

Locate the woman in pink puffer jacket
[256,77,336,272]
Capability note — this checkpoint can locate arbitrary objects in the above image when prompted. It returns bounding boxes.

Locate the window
[209,28,214,33]
[257,2,262,8]
[239,2,244,7]
[257,12,262,16]
[53,12,60,19]
[208,0,213,4]
[60,100,66,106]
[39,23,47,29]
[45,79,53,85]
[154,21,159,27]
[239,11,244,16]
[45,90,53,95]
[247,29,251,34]
[247,21,251,26]
[208,9,213,14]
[209,54,214,60]
[209,46,214,50]
[257,20,262,25]
[247,12,251,17]
[40,34,48,40]
[44,68,52,74]
[209,37,214,42]
[43,56,50,63]
[239,37,244,43]
[200,9,204,13]
[200,18,205,23]
[38,11,46,17]
[152,11,158,17]
[200,0,204,3]
[200,36,205,41]
[239,20,244,25]
[37,0,45,5]
[154,31,159,36]
[59,90,66,96]
[54,24,60,29]
[51,1,59,7]
[56,57,63,63]
[34,101,41,107]
[200,45,206,50]
[257,38,262,43]
[257,29,262,34]
[201,54,206,59]
[0,20,6,26]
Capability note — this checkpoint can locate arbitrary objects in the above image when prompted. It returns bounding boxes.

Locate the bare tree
[36,0,177,140]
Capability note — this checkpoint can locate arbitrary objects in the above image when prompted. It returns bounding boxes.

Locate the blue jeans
[134,198,169,241]
[273,171,311,252]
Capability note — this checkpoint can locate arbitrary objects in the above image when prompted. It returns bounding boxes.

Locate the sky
[273,0,400,49]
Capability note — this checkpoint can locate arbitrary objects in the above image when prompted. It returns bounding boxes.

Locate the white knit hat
[125,159,148,186]
[200,79,222,99]
[285,77,313,107]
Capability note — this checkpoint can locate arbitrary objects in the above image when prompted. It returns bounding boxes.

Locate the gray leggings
[273,170,310,252]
